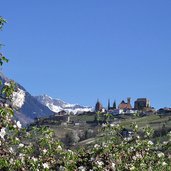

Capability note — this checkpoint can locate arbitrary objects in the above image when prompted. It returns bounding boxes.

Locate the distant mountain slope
[35,95,93,114]
[0,72,93,125]
[0,72,53,125]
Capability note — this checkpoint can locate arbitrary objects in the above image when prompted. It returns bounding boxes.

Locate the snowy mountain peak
[35,95,93,114]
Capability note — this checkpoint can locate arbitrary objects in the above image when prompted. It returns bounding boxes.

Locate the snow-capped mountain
[0,72,53,125]
[35,95,93,114]
[0,72,93,125]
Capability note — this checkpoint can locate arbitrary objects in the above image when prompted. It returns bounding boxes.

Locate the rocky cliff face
[0,72,53,125]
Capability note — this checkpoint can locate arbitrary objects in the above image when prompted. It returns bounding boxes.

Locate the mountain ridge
[0,73,93,125]
[35,95,93,114]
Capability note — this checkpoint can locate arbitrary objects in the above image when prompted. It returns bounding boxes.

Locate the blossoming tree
[0,16,171,170]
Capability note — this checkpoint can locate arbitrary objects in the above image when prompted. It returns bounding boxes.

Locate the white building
[108,109,138,115]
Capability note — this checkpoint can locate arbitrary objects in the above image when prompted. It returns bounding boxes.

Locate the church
[95,99,103,112]
[108,98,132,110]
[118,97,132,110]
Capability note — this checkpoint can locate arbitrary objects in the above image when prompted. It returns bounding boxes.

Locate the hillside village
[32,96,171,148]
[95,97,154,115]
[34,97,171,128]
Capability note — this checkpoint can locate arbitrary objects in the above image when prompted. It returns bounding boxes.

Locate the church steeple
[95,99,103,112]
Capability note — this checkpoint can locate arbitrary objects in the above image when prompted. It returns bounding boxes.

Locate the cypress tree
[113,101,116,109]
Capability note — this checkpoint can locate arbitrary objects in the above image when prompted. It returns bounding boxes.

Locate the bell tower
[127,97,131,105]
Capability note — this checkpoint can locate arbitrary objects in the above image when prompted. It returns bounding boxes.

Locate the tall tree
[108,99,110,110]
[113,101,116,109]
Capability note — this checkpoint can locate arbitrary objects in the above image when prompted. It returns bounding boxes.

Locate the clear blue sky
[1,0,171,109]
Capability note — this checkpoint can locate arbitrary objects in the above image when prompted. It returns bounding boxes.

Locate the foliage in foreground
[0,16,171,170]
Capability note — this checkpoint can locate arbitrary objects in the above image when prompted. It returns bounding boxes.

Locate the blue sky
[1,0,171,109]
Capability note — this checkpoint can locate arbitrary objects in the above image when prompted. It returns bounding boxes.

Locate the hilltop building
[118,98,132,110]
[134,98,150,110]
[95,99,103,112]
[95,97,152,115]
[107,98,137,115]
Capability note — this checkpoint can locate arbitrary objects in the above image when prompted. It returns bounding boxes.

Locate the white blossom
[4,82,10,86]
[162,162,167,166]
[96,161,104,167]
[146,132,150,136]
[19,153,25,164]
[102,143,107,148]
[94,144,100,149]
[15,137,19,141]
[9,147,14,153]
[67,149,74,154]
[9,158,14,164]
[43,149,47,154]
[16,121,22,129]
[12,88,25,108]
[124,137,132,141]
[57,145,62,150]
[19,153,25,157]
[102,123,107,127]
[111,162,116,169]
[90,157,95,161]
[110,123,115,127]
[130,165,135,170]
[31,156,38,162]
[4,103,9,107]
[148,140,153,145]
[136,135,140,139]
[163,141,168,145]
[18,143,24,148]
[136,153,142,159]
[0,127,6,140]
[78,166,86,171]
[42,162,49,169]
[135,124,138,129]
[157,152,164,158]
[132,156,137,160]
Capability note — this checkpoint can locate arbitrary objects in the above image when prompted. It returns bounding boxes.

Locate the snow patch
[46,103,63,113]
[64,107,94,114]
[63,103,76,108]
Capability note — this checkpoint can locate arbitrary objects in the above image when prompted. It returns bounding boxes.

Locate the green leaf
[2,56,9,63]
